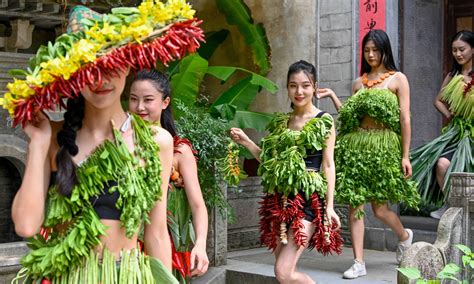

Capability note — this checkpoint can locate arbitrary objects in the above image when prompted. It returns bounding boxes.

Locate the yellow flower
[7,79,35,99]
[166,0,195,19]
[0,93,16,115]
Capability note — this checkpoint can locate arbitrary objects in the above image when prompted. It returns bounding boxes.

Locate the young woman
[129,69,209,282]
[411,30,474,219]
[4,1,204,282]
[321,29,420,279]
[230,60,343,284]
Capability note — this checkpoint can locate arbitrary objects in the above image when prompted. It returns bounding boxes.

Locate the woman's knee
[436,158,450,173]
[274,264,293,282]
[372,204,389,219]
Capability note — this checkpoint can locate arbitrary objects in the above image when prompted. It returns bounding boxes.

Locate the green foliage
[169,54,278,131]
[198,30,230,60]
[411,117,474,204]
[174,101,235,222]
[215,0,271,75]
[397,244,474,283]
[337,88,401,135]
[335,129,420,212]
[258,113,333,198]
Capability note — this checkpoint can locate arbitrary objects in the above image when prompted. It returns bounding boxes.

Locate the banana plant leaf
[211,103,237,121]
[215,0,271,75]
[211,76,259,111]
[198,30,230,60]
[170,54,208,116]
[230,110,275,132]
[207,66,278,93]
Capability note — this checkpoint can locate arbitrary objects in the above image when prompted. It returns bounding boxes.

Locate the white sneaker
[430,204,448,219]
[343,259,367,279]
[396,229,413,263]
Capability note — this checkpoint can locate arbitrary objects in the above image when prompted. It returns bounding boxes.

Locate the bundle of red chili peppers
[463,71,474,97]
[12,19,204,127]
[258,192,343,255]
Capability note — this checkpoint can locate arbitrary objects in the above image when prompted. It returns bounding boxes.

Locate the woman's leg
[274,220,316,284]
[371,202,413,263]
[435,157,450,193]
[342,205,367,279]
[371,202,407,240]
[349,205,365,262]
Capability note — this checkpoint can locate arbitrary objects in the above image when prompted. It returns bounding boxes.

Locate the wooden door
[444,0,474,76]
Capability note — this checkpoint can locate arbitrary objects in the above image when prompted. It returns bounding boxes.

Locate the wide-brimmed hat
[0,0,204,126]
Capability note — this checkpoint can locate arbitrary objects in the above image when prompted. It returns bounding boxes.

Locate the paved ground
[195,246,399,283]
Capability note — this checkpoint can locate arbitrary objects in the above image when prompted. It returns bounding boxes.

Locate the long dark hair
[449,30,474,76]
[133,69,177,137]
[360,29,398,75]
[56,95,85,196]
[287,60,317,109]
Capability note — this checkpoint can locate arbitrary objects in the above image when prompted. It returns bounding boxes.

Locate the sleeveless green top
[337,88,400,135]
[258,113,333,199]
[22,115,163,280]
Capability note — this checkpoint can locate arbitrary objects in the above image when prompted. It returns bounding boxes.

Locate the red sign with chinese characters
[359,0,386,73]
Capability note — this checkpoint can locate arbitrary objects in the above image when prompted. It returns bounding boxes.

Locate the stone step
[193,247,398,284]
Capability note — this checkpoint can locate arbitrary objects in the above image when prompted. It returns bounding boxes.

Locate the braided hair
[55,95,85,196]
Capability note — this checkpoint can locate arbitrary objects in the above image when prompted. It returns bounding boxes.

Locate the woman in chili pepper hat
[230,60,343,284]
[129,69,209,283]
[3,1,204,283]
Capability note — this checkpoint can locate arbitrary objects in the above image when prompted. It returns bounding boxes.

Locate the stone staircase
[0,242,27,283]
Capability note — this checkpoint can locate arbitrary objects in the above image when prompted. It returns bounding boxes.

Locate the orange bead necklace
[362,70,396,88]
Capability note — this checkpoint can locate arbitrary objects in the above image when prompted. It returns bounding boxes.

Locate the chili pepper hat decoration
[0,0,205,126]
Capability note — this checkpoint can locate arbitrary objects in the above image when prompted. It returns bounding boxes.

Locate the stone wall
[402,0,444,147]
[317,0,353,114]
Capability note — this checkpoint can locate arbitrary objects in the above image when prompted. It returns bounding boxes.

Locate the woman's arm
[317,88,342,112]
[434,75,453,120]
[12,112,52,237]
[394,73,412,178]
[321,118,340,227]
[144,127,174,270]
[176,144,209,276]
[229,128,262,162]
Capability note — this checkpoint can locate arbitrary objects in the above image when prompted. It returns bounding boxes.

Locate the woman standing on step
[230,60,343,284]
[320,29,420,279]
[129,69,209,283]
[411,30,474,219]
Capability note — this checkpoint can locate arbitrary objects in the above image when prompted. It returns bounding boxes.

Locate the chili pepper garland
[219,140,248,186]
[0,0,205,126]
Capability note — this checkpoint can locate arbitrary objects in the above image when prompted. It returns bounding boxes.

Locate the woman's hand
[317,88,342,111]
[401,157,412,178]
[24,112,52,148]
[316,88,335,99]
[190,243,209,277]
[230,127,251,147]
[326,206,341,229]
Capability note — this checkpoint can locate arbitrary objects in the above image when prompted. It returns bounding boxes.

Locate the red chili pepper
[41,278,52,284]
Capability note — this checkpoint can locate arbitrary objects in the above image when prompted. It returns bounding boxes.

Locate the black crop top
[50,172,121,220]
[302,111,326,171]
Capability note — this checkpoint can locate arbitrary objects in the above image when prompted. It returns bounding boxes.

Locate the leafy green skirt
[335,128,420,209]
[410,117,474,203]
[13,248,178,284]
